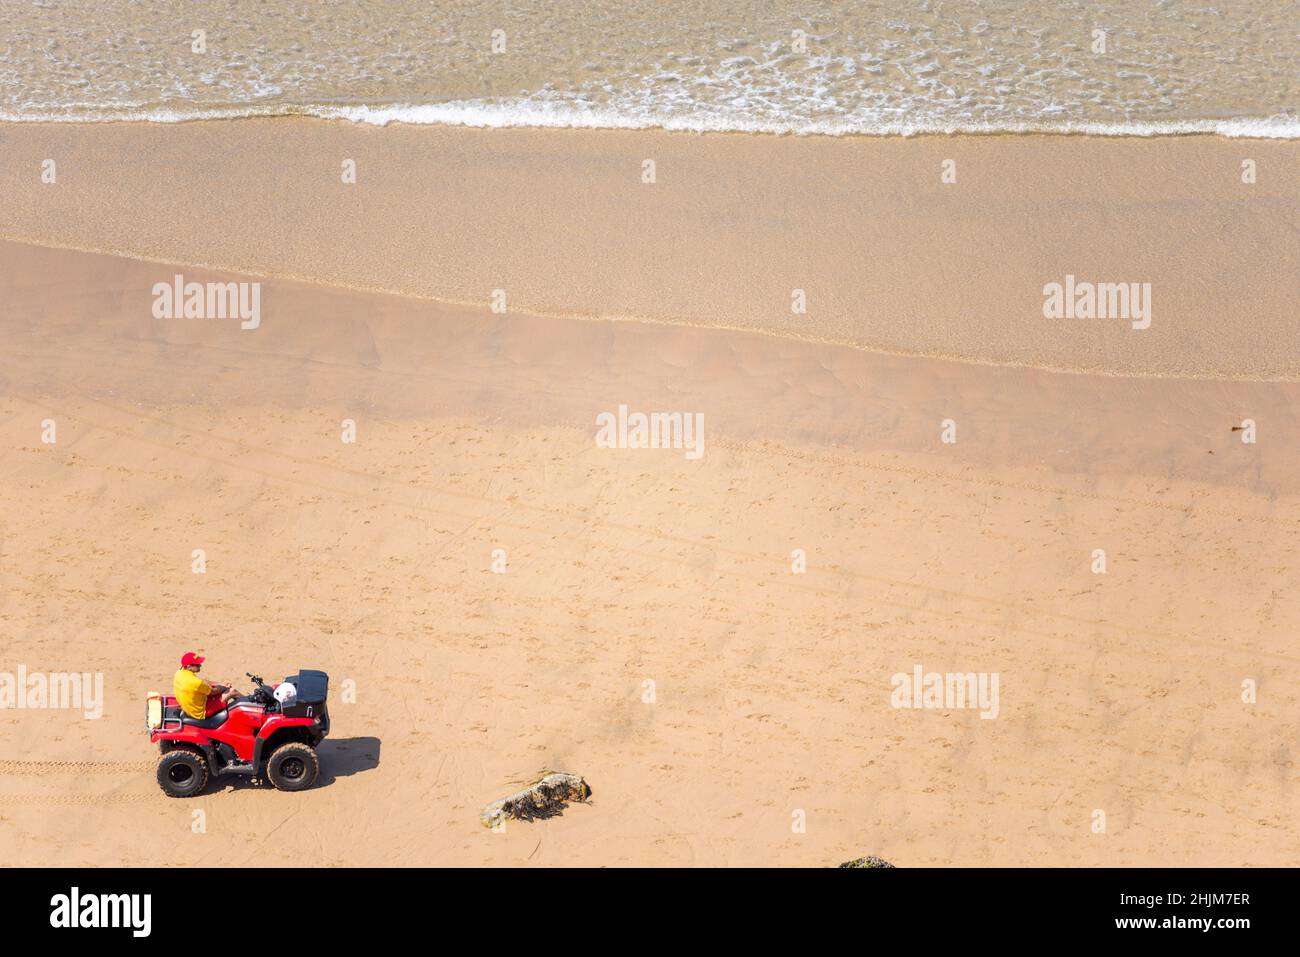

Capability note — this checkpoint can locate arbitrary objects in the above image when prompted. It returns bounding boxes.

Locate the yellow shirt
[173,668,213,719]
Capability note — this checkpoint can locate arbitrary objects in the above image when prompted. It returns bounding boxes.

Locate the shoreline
[2,118,1296,380]
[2,105,1297,140]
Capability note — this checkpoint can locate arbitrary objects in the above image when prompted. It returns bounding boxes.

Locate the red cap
[181,652,205,668]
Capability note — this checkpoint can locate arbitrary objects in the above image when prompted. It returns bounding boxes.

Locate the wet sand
[0,120,1297,378]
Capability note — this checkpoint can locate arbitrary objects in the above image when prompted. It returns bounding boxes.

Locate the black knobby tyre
[156,749,209,798]
[266,741,320,792]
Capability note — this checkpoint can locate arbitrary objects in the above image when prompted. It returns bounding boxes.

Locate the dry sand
[0,122,1297,867]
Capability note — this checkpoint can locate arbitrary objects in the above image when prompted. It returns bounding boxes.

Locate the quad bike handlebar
[245,672,277,706]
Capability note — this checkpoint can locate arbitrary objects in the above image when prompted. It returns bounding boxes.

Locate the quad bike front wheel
[267,741,320,792]
[156,749,209,798]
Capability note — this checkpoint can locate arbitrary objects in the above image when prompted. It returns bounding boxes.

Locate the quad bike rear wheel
[267,741,320,792]
[157,749,209,798]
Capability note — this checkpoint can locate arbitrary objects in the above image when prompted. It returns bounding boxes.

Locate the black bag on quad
[281,669,329,729]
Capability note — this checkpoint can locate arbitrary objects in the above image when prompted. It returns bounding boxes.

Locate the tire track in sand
[0,793,157,806]
[0,760,152,775]
[0,761,160,807]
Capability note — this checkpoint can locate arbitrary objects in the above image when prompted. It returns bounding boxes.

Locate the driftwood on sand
[481,772,592,828]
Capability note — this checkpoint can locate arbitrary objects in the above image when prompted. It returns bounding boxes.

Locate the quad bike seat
[181,708,228,730]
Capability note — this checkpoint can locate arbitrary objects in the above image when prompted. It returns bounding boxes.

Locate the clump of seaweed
[481,772,592,828]
[837,856,896,868]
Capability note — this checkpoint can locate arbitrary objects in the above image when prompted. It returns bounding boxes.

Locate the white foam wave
[2,99,1297,138]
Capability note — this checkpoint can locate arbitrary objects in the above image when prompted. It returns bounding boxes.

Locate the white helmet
[273,681,297,704]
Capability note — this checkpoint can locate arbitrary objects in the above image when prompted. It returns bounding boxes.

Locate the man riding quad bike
[146,670,329,797]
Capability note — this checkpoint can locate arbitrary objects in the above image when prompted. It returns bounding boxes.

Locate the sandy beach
[1,117,1298,866]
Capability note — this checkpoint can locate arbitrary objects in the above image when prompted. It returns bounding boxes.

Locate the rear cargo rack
[147,692,185,732]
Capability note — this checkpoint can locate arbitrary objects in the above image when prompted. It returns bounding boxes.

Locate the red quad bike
[147,670,329,797]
